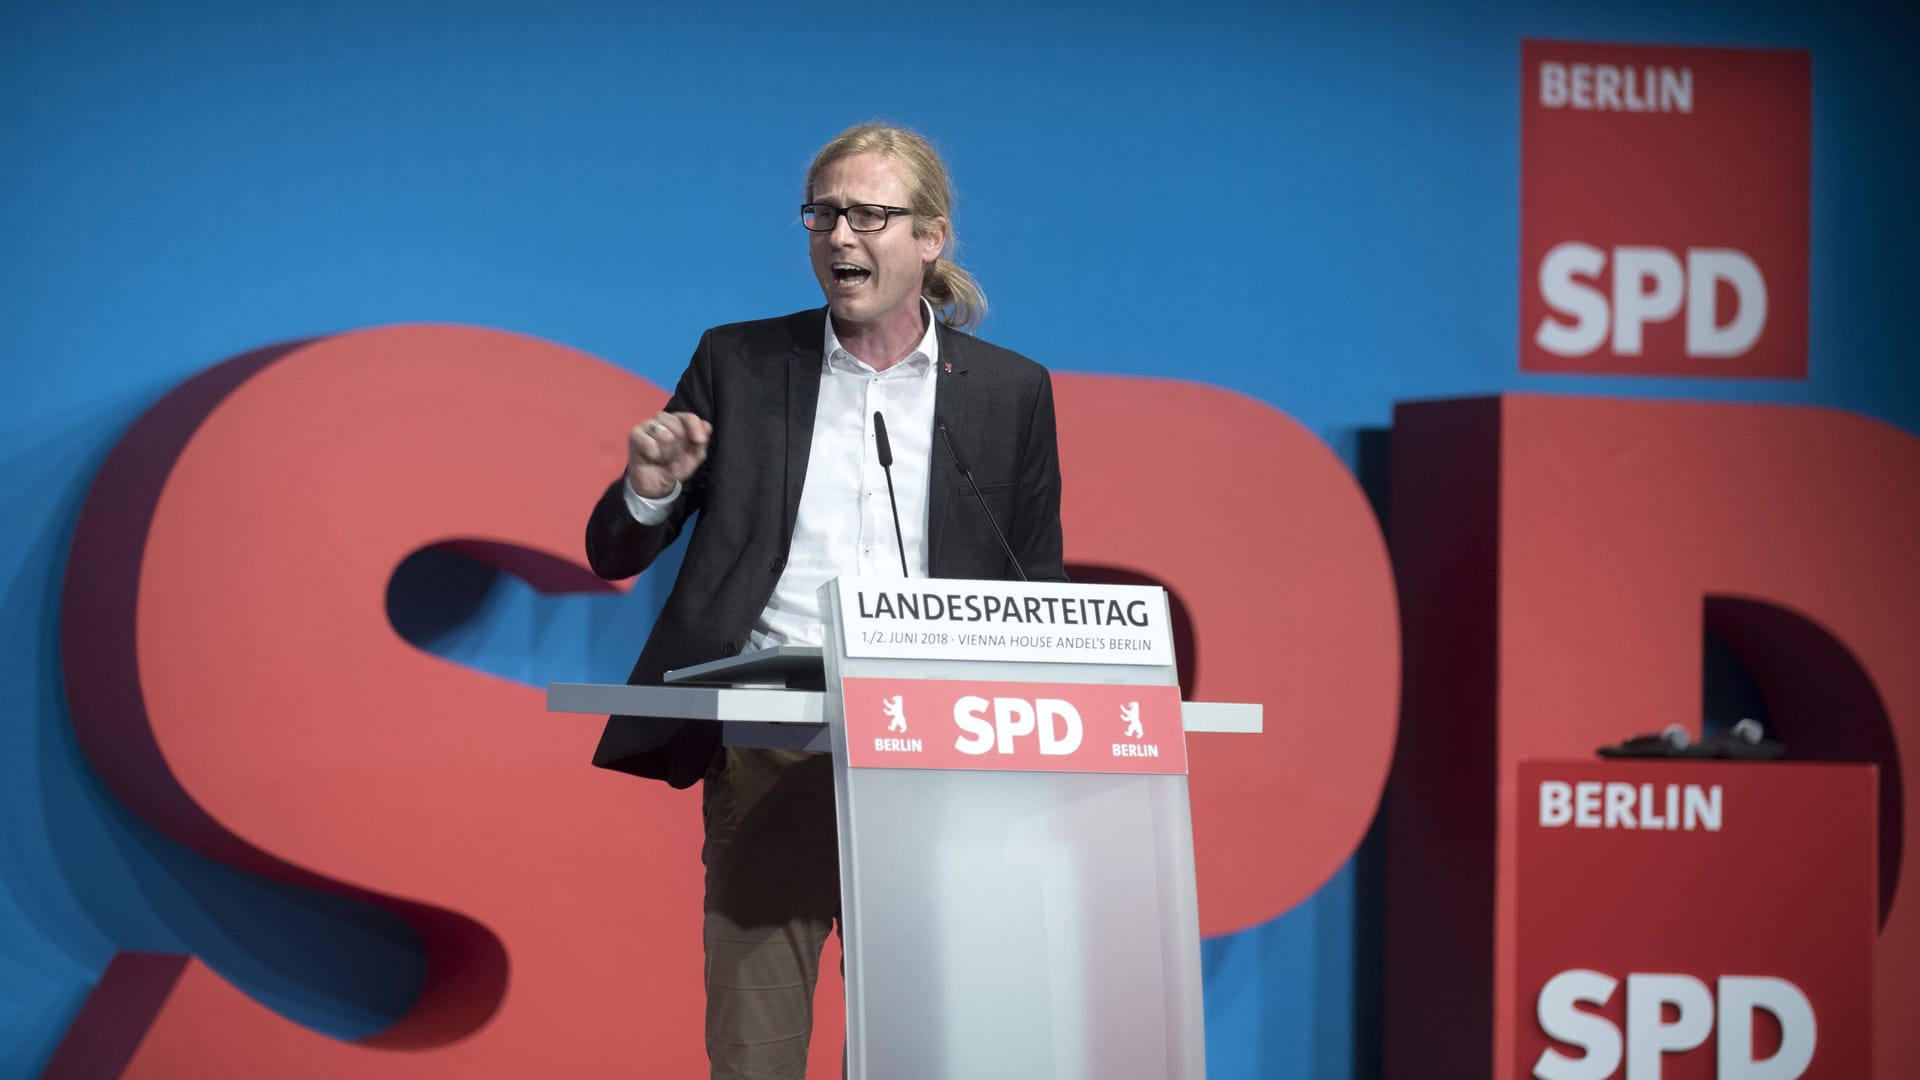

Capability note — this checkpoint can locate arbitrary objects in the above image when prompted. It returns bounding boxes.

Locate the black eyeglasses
[801,203,913,233]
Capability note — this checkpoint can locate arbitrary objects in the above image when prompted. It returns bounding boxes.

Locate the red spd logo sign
[1515,761,1873,1079]
[1520,40,1809,378]
[841,678,1187,775]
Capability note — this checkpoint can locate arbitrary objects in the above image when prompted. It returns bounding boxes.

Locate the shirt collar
[823,298,940,375]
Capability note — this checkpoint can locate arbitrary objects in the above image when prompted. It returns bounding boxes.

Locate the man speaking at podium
[583,123,1066,1079]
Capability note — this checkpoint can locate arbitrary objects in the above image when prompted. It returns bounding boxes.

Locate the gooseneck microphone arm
[873,411,911,577]
[936,415,1028,582]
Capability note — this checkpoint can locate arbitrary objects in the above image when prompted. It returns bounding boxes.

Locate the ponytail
[924,255,987,330]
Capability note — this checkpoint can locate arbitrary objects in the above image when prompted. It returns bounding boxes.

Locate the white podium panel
[834,767,1204,1079]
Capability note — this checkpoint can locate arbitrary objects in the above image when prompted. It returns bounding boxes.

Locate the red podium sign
[1515,761,1875,1078]
[840,677,1186,775]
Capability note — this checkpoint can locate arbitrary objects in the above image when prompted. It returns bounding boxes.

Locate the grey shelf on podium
[547,674,1262,750]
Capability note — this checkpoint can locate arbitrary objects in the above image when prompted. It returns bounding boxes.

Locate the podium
[548,577,1260,1079]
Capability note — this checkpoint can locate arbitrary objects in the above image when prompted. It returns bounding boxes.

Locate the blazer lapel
[928,325,972,574]
[782,310,825,549]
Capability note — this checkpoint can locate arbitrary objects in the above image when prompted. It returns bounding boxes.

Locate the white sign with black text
[835,578,1175,667]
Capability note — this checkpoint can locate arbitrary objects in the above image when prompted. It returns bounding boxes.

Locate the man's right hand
[627,411,712,499]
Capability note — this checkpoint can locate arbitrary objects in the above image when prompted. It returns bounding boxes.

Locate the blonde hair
[805,123,988,330]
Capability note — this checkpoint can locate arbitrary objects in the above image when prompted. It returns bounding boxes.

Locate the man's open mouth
[832,263,871,286]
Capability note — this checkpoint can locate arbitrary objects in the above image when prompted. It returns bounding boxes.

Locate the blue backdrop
[5,1,1916,1076]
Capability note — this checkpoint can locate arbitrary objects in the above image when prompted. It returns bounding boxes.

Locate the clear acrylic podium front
[820,579,1206,1080]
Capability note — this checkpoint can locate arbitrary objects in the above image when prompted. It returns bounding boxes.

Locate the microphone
[1599,724,1691,758]
[936,415,1027,582]
[873,411,910,576]
[1597,720,1782,759]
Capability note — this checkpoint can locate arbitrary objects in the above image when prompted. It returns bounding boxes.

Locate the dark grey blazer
[585,308,1067,787]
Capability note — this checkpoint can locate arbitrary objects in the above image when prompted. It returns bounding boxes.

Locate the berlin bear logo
[1121,701,1144,739]
[883,695,908,733]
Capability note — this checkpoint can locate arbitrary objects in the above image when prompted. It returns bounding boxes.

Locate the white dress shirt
[625,303,940,649]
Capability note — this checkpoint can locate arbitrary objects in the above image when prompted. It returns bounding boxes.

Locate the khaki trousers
[701,748,840,1080]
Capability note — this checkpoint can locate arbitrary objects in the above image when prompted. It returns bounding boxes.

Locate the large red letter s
[57,326,712,1076]
[54,348,1403,1075]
